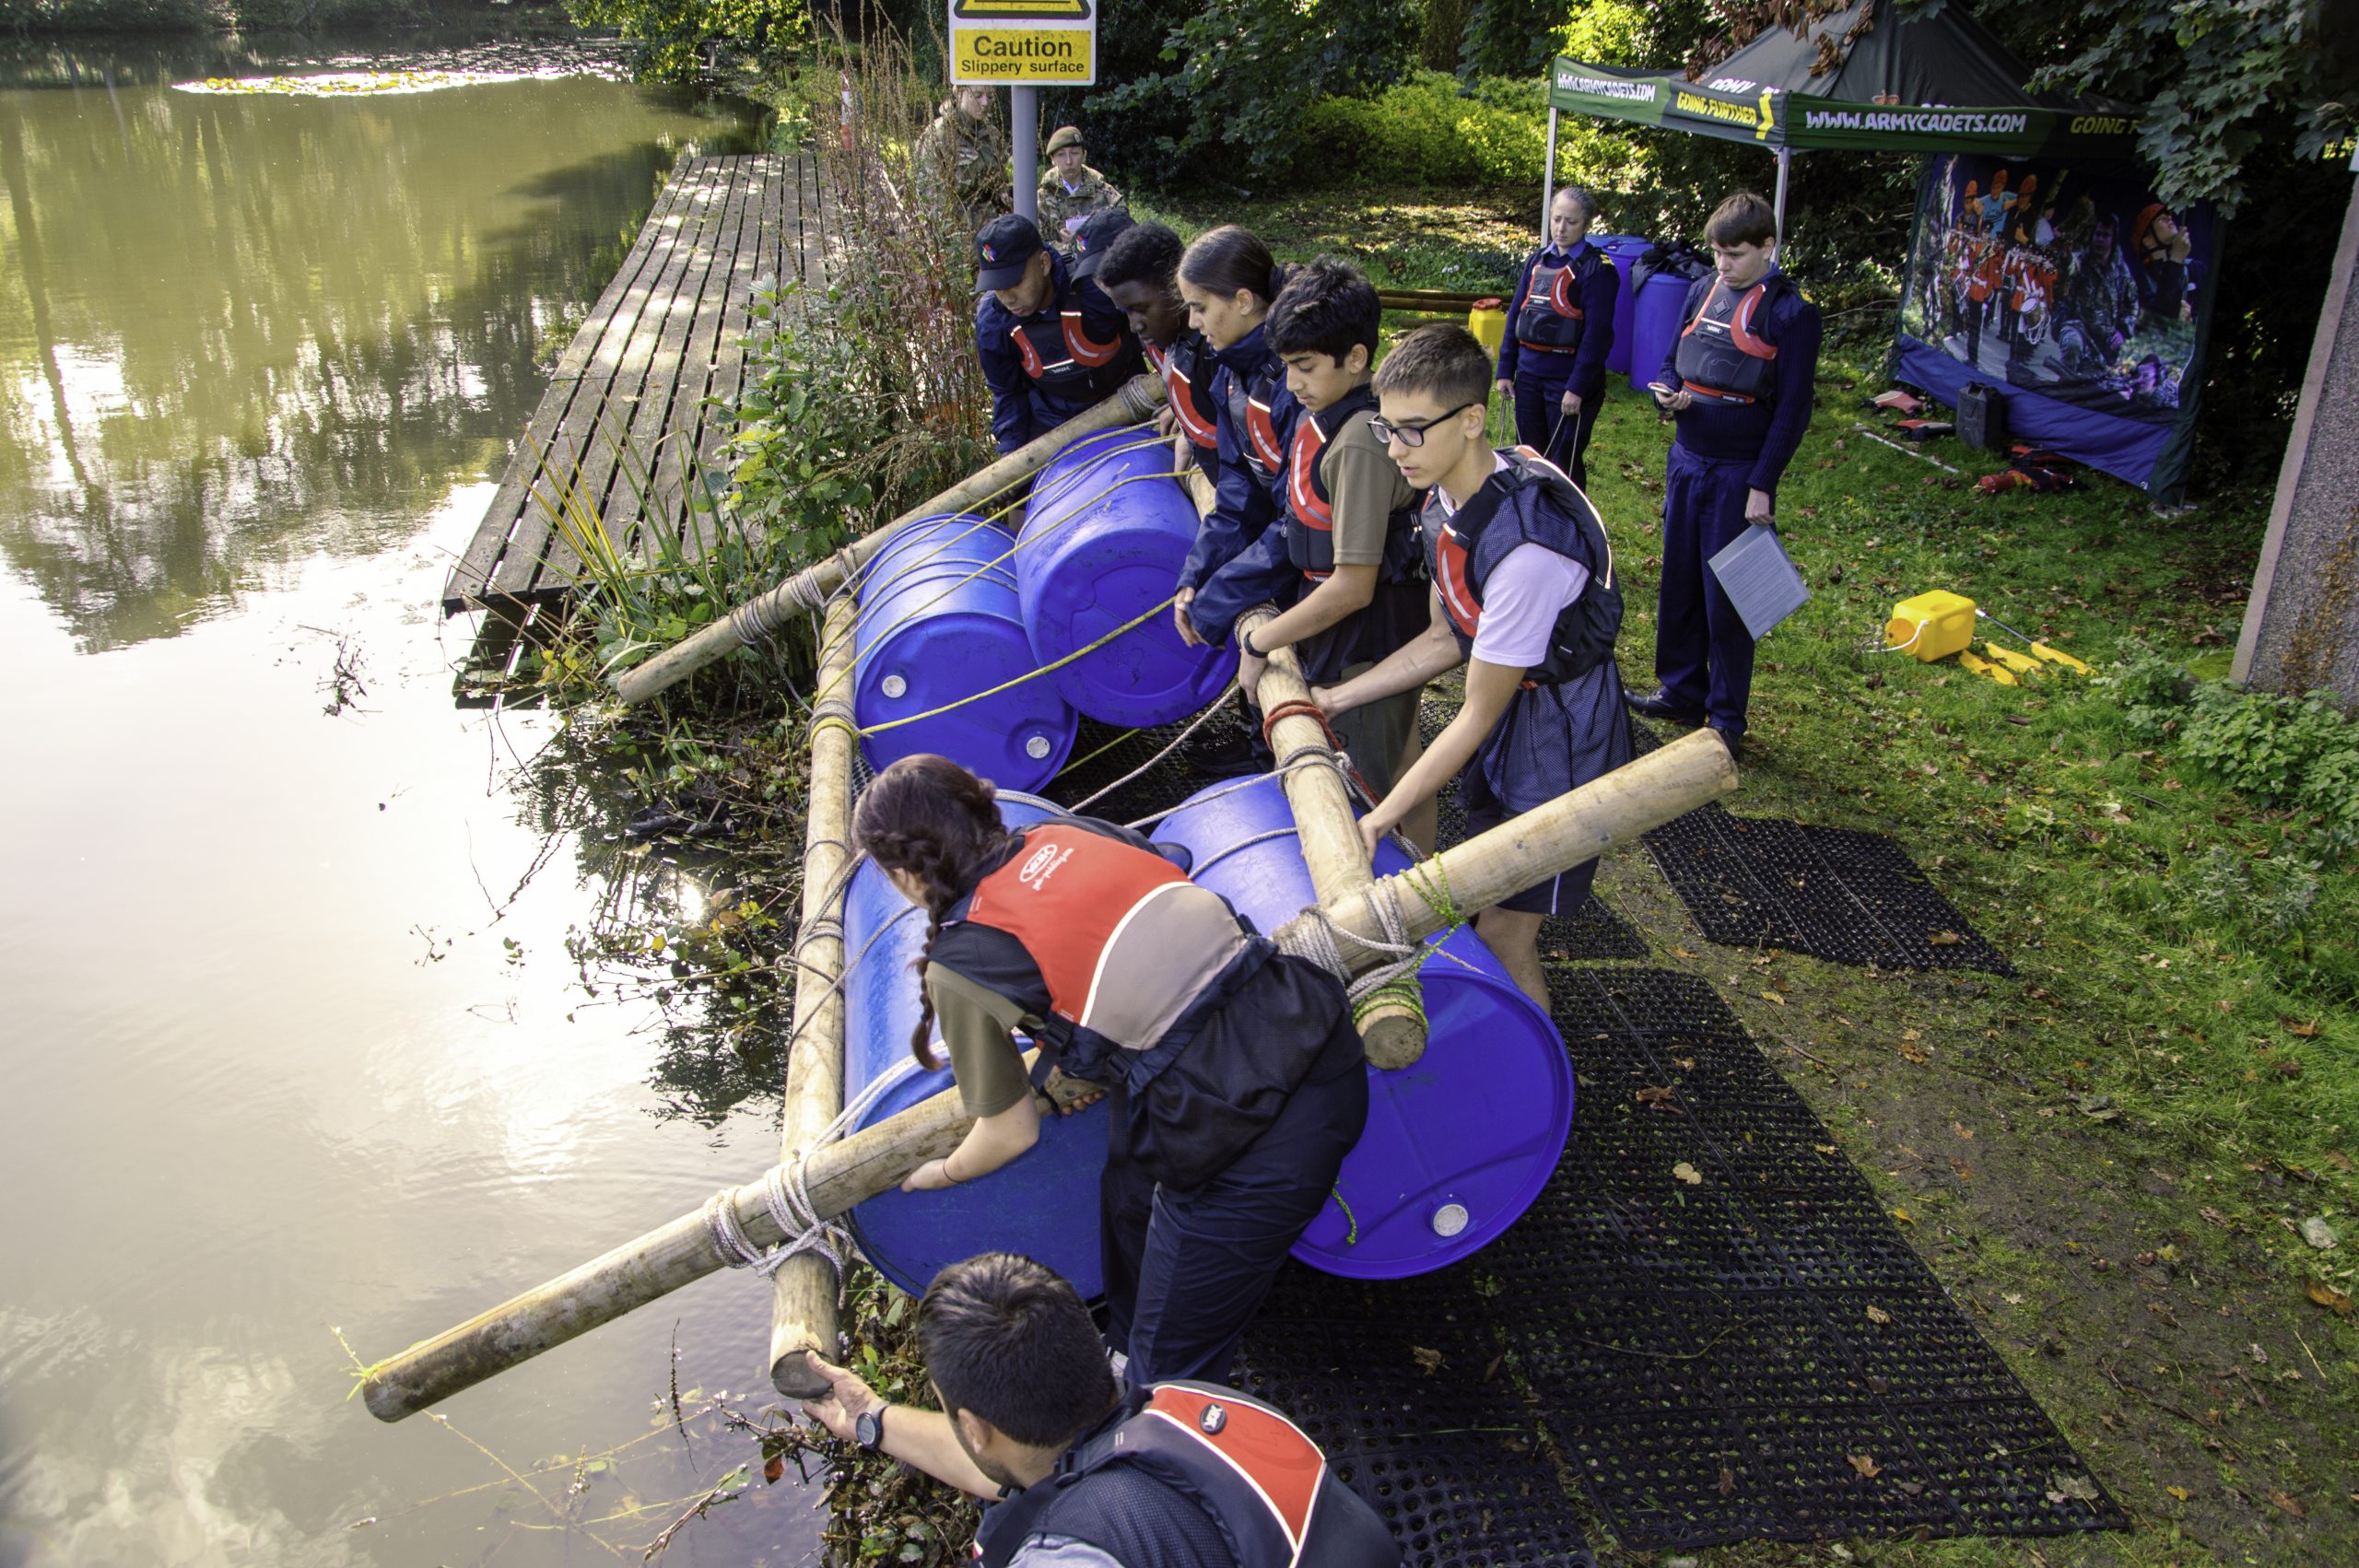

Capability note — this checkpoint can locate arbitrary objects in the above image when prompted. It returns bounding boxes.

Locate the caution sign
[950,0,1094,84]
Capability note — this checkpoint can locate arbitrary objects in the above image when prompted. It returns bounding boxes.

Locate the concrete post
[2231,155,2359,705]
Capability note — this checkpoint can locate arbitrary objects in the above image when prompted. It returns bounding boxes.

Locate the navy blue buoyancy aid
[1006,264,1134,404]
[1215,330,1290,497]
[972,1382,1402,1568]
[1514,245,1602,354]
[1281,387,1423,585]
[1672,275,1787,405]
[1423,448,1622,685]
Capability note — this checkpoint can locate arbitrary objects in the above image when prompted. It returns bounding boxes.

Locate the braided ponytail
[851,755,1015,1072]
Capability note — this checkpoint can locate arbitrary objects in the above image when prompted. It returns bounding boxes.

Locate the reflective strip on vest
[1247,395,1285,474]
[1165,356,1220,450]
[963,826,1248,1050]
[1673,278,1779,404]
[1062,309,1124,369]
[1139,1387,1326,1560]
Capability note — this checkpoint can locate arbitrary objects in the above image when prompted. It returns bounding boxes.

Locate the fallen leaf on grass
[1950,1157,1977,1180]
[2248,1341,2270,1364]
[2327,1151,2354,1173]
[1891,1208,1915,1225]
[1760,989,1787,1006]
[1900,1043,1931,1064]
[1412,1346,1444,1375]
[1865,1305,1893,1325]
[1928,930,1963,946]
[2165,1485,2190,1501]
[2270,1490,2307,1518]
[2284,1018,2320,1038]
[1848,1454,1881,1479]
[1953,1121,1975,1140]
[2201,1206,2232,1228]
[2001,1292,2025,1305]
[1672,1162,1704,1186]
[2048,1473,2100,1504]
[2305,1278,2355,1317]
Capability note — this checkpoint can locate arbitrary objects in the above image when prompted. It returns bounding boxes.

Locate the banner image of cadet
[1893,153,2213,497]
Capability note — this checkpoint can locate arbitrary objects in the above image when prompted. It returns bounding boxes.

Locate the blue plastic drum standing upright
[1017,427,1237,729]
[839,793,1113,1298]
[1631,265,1699,399]
[1591,233,1651,379]
[1155,775,1574,1279]
[852,514,1077,794]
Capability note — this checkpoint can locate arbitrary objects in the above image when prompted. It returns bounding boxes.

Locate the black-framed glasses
[1369,402,1482,449]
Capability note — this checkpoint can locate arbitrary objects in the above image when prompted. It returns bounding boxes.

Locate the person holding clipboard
[1634,191,1822,760]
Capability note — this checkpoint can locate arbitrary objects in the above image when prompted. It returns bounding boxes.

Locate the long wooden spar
[611,374,1168,706]
[359,728,1737,1424]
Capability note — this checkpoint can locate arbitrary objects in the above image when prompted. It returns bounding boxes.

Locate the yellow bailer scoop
[1957,649,2018,685]
[1982,641,2043,678]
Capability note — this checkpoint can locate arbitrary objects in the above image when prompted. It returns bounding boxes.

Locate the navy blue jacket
[1179,323,1298,639]
[1496,240,1617,401]
[1659,269,1822,492]
[975,250,1145,454]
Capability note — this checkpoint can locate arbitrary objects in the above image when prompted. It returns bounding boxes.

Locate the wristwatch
[854,1403,887,1451]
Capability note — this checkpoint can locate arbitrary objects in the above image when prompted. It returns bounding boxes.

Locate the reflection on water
[0,37,754,652]
[0,36,825,1568]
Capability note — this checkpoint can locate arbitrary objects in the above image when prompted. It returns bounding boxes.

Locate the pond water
[0,33,823,1568]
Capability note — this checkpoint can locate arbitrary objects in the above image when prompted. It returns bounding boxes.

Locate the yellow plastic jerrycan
[1885,590,1977,662]
[1467,298,1508,357]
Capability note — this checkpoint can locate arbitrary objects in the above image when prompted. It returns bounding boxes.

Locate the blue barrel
[1155,776,1574,1279]
[840,793,1112,1298]
[1631,266,1698,400]
[1017,427,1238,729]
[853,514,1078,793]
[1591,233,1650,378]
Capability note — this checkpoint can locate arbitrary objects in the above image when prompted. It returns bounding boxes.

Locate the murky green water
[0,34,819,1567]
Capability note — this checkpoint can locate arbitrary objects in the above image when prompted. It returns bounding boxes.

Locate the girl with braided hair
[852,753,1367,1385]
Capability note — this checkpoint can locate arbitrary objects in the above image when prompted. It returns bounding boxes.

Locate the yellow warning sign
[952,28,1094,84]
[953,0,1088,17]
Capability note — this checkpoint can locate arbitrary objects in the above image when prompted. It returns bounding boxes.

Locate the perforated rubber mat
[1239,967,2123,1555]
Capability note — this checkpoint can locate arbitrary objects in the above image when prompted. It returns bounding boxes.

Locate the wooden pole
[360,729,1737,1422]
[1235,607,1426,1071]
[766,597,858,1398]
[611,373,1168,706]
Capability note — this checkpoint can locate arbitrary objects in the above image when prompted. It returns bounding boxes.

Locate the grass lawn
[1151,187,2359,1564]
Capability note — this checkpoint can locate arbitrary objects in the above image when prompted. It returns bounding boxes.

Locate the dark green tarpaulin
[1549,0,2139,160]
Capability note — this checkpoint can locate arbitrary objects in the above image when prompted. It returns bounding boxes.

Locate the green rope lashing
[1351,974,1427,1029]
[1400,857,1465,934]
[1329,1185,1360,1246]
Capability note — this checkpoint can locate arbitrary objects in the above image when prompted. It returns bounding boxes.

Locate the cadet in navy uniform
[1633,191,1821,756]
[1168,226,1298,654]
[853,755,1367,1386]
[1493,186,1617,488]
[974,213,1146,455]
[1090,218,1225,487]
[800,1252,1401,1567]
[1312,325,1629,1010]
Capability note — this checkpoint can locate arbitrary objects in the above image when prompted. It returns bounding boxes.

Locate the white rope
[1065,692,1241,815]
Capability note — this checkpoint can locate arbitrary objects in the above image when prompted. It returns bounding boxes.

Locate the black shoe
[1183,722,1262,778]
[1625,688,1706,726]
[1708,724,1745,763]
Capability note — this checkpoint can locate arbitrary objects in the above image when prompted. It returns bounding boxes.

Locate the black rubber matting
[1240,967,2124,1554]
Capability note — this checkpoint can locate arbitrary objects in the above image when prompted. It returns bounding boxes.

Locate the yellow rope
[856,595,1177,736]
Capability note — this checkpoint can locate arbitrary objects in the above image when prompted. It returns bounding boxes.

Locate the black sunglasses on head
[1370,401,1482,449]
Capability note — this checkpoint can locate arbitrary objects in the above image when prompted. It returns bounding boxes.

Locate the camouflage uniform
[1036,165,1124,249]
[913,100,1010,240]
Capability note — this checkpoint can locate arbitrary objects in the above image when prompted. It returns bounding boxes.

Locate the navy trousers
[1510,361,1594,490]
[1099,1038,1367,1386]
[1656,442,1761,736]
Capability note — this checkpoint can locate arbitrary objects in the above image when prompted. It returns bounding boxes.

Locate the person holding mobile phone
[1635,192,1822,759]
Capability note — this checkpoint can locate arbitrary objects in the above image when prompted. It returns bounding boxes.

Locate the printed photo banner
[1546,59,2141,160]
[1894,154,2214,495]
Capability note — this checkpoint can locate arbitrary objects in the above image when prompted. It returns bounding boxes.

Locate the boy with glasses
[1309,325,1630,1009]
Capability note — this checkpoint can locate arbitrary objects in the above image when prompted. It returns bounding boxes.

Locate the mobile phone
[1647,381,1676,398]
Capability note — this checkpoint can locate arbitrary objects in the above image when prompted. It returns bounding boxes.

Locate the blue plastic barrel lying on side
[853,514,1077,794]
[1017,427,1237,728]
[1630,265,1698,401]
[840,792,1111,1298]
[1155,775,1574,1279]
[1591,233,1650,379]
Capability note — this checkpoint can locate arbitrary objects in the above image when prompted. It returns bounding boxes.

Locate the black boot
[1625,687,1706,726]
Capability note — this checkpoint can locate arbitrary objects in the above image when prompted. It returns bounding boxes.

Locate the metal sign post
[950,0,1094,228]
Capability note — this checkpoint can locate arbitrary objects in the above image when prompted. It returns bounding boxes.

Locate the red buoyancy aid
[1514,248,1590,353]
[971,1382,1402,1568]
[1673,276,1783,404]
[1283,388,1421,584]
[960,825,1250,1056]
[1158,343,1220,452]
[1224,373,1287,477]
[1011,310,1129,400]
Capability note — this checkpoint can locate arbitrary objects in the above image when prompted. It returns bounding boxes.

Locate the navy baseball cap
[1070,207,1135,280]
[975,215,1044,292]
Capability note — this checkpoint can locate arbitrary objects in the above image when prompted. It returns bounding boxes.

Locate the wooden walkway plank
[444,152,834,619]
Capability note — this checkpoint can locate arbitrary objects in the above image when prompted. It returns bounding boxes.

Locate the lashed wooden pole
[1235,606,1426,1071]
[612,374,1168,706]
[360,729,1737,1423]
[767,597,859,1398]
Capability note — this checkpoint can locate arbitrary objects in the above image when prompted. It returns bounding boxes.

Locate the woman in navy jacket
[1494,186,1616,489]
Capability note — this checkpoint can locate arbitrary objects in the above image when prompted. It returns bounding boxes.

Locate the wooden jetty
[441,153,832,619]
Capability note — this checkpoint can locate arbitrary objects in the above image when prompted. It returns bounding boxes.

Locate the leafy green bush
[721,281,881,571]
[1289,71,1640,193]
[2100,644,2198,738]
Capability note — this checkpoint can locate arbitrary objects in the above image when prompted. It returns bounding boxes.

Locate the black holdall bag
[1957,381,2007,450]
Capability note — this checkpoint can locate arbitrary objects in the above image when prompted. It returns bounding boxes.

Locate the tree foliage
[567,0,807,81]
